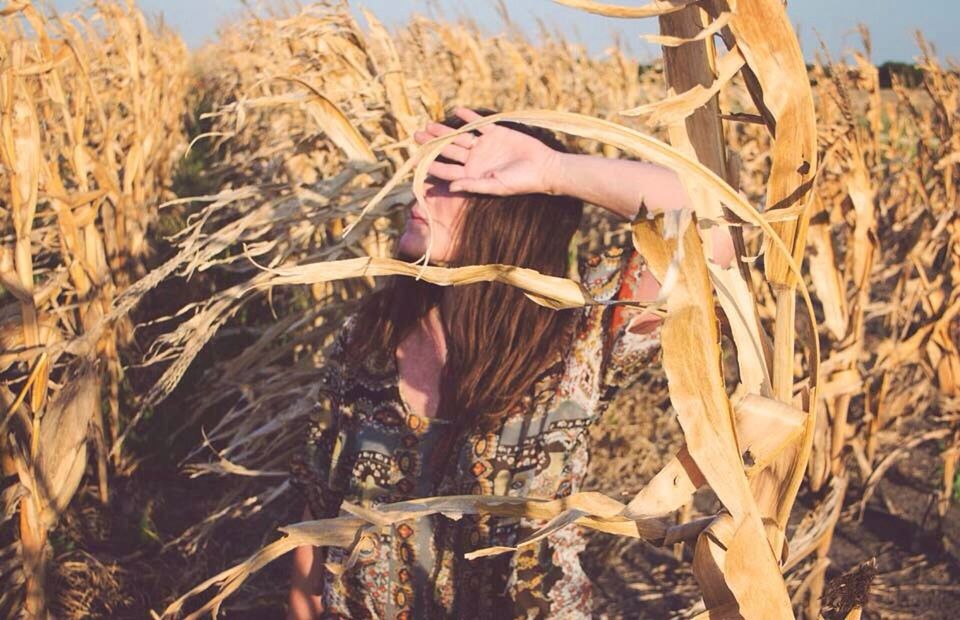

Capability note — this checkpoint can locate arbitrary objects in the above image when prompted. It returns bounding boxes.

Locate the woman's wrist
[542,149,569,196]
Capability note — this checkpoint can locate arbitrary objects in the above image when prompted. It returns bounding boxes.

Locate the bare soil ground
[583,369,960,619]
[47,348,960,619]
[48,358,960,619]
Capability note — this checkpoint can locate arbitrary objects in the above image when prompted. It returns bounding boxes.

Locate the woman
[288,107,734,619]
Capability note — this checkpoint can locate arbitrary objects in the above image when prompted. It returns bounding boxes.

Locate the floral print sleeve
[601,245,663,391]
[579,243,663,393]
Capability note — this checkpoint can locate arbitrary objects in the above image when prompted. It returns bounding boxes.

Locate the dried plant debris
[820,558,877,619]
[0,1,956,618]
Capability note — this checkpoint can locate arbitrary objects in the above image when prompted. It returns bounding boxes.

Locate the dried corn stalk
[11,2,952,617]
[0,2,188,616]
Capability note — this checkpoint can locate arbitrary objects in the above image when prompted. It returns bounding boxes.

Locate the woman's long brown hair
[346,109,584,436]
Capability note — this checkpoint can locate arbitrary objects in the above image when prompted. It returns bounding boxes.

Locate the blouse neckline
[389,345,452,429]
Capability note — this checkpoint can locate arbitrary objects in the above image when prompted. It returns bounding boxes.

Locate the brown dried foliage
[0,1,957,618]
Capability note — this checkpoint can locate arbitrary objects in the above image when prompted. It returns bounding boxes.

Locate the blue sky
[52,1,957,64]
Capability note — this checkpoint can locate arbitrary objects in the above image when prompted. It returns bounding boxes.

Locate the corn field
[0,0,957,618]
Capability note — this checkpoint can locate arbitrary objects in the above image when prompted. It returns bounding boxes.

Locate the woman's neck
[395,305,447,419]
[420,306,447,362]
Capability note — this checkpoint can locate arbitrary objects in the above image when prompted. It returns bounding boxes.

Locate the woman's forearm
[288,506,325,619]
[547,152,691,220]
[547,152,735,268]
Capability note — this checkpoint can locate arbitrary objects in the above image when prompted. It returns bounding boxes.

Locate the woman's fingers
[439,143,470,163]
[449,176,507,195]
[414,125,477,149]
[426,161,466,181]
[453,107,493,133]
[413,130,431,145]
[416,128,463,145]
[414,131,470,162]
[424,122,479,148]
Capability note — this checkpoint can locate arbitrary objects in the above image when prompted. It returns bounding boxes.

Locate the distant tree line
[877,62,926,88]
[803,62,931,89]
[807,60,923,89]
[638,61,946,90]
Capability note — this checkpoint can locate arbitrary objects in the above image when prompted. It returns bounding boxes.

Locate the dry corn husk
[2,1,952,618]
[0,1,188,614]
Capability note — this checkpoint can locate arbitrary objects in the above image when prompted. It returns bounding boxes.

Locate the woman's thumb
[450,178,478,193]
[451,174,503,195]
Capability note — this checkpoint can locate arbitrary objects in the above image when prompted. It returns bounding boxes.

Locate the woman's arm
[418,107,734,268]
[287,505,325,620]
[546,152,735,268]
[548,152,690,221]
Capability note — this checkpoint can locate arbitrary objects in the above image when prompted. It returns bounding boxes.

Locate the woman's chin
[396,235,453,263]
[396,235,425,261]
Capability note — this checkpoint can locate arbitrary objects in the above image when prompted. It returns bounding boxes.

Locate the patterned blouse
[289,245,662,619]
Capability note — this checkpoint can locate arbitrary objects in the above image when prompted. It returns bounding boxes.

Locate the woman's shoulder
[577,243,641,302]
[562,244,638,362]
[326,312,397,382]
[326,313,362,360]
[580,244,646,349]
[311,314,359,389]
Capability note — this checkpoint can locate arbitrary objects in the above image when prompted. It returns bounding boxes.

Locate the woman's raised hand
[413,107,561,197]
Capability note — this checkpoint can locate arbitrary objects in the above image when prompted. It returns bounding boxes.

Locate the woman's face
[397,176,470,263]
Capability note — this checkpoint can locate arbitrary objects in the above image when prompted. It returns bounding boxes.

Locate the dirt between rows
[583,368,960,619]
[51,356,959,619]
